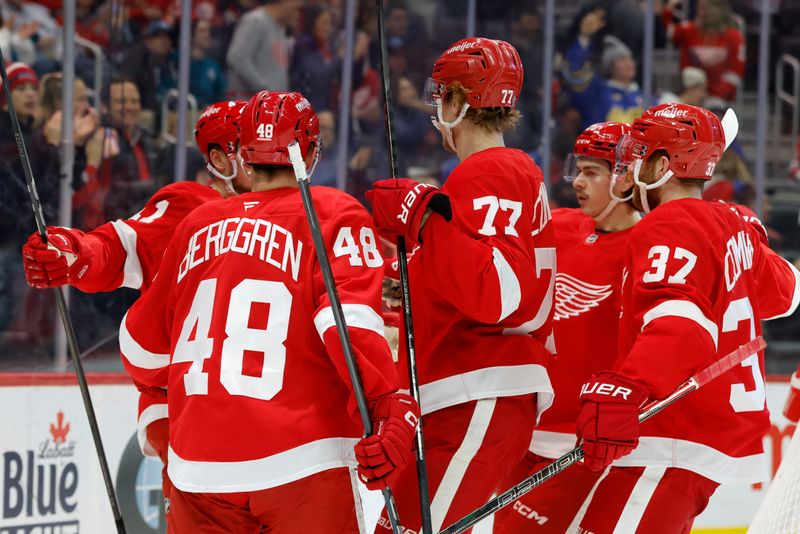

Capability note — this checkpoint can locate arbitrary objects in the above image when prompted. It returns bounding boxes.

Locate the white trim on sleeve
[167,436,360,493]
[111,220,144,290]
[313,304,385,339]
[119,312,170,369]
[492,247,522,322]
[642,300,719,349]
[530,430,577,458]
[722,71,742,87]
[137,402,169,458]
[763,257,800,320]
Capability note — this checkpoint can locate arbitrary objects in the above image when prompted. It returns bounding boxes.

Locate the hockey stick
[287,141,403,534]
[374,1,433,532]
[0,54,126,533]
[439,335,768,534]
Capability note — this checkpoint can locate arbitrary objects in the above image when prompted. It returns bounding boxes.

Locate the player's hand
[576,371,648,471]
[784,364,800,423]
[22,227,92,288]
[355,392,420,490]
[366,178,451,246]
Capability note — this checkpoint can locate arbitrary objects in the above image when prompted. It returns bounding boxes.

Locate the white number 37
[643,245,697,284]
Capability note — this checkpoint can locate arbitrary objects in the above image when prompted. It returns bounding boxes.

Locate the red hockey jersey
[120,186,400,493]
[614,199,800,484]
[663,10,745,101]
[75,181,221,458]
[532,209,633,459]
[402,147,556,417]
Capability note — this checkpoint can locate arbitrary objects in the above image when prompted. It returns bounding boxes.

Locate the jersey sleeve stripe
[641,300,719,349]
[492,247,522,322]
[763,257,800,320]
[119,312,170,369]
[137,402,169,458]
[111,220,144,290]
[313,304,385,339]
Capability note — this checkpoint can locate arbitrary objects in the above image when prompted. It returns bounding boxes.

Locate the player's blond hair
[444,82,520,133]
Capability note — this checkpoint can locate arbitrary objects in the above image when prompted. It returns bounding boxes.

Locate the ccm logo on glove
[580,382,634,400]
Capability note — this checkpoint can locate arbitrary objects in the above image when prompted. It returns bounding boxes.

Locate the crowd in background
[0,0,798,370]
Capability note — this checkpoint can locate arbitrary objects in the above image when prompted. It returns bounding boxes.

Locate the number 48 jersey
[614,199,800,484]
[120,186,400,493]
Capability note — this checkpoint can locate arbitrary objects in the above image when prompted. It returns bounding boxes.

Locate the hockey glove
[355,392,420,490]
[784,364,800,423]
[366,178,452,246]
[576,371,649,471]
[22,227,93,288]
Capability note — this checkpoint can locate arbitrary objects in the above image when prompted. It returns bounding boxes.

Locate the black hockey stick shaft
[439,336,767,534]
[374,2,433,532]
[0,54,126,533]
[288,143,402,534]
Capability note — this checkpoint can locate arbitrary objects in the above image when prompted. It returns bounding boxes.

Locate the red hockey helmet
[564,122,631,181]
[239,90,320,166]
[424,37,524,109]
[194,100,245,159]
[617,103,725,180]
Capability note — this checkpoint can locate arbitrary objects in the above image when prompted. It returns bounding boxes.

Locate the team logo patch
[585,233,599,244]
[553,273,613,321]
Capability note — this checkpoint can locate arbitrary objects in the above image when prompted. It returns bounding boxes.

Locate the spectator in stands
[392,75,434,165]
[661,0,745,103]
[0,0,61,72]
[97,77,164,221]
[290,5,340,112]
[371,2,431,87]
[313,109,338,188]
[790,140,799,183]
[189,18,226,108]
[0,5,36,65]
[561,19,644,129]
[657,66,709,105]
[509,5,543,129]
[226,0,301,97]
[122,20,177,115]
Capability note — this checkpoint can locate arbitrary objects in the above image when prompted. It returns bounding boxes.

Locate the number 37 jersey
[119,186,399,493]
[615,199,800,484]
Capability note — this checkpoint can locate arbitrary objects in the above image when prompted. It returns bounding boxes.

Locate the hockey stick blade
[438,336,766,534]
[722,108,739,151]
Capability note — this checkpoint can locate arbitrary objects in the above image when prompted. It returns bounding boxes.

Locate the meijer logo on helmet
[654,108,689,119]
[446,41,476,55]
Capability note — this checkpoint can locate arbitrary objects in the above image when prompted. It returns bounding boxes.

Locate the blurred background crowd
[0,0,799,373]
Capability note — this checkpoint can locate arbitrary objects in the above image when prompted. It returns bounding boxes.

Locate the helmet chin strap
[593,173,633,223]
[631,158,673,213]
[208,153,240,196]
[432,102,470,153]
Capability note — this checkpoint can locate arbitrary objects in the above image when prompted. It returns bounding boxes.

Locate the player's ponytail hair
[443,82,520,133]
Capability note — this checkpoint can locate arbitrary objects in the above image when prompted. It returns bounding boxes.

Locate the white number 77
[474,196,522,237]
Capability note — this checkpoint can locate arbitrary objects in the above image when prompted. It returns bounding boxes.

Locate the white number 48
[256,123,274,140]
[333,227,383,267]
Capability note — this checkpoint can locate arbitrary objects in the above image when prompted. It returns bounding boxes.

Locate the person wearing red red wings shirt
[662,0,745,102]
[492,122,641,533]
[367,38,556,533]
[573,103,800,533]
[119,90,417,532]
[21,99,249,508]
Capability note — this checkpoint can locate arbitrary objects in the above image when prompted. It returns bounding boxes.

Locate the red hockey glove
[576,372,649,472]
[784,364,800,423]
[355,392,420,490]
[22,227,93,288]
[366,178,451,246]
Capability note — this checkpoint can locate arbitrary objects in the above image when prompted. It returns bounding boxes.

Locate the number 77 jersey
[119,186,400,493]
[614,199,800,484]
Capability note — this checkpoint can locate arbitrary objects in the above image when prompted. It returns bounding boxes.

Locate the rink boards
[0,373,794,533]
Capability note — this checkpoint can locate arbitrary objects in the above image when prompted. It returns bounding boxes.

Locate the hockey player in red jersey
[367,37,556,533]
[120,90,418,532]
[572,103,800,533]
[21,100,249,502]
[492,122,640,533]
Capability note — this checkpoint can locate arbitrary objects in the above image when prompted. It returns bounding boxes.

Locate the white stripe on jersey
[111,220,144,290]
[119,312,170,369]
[313,304,385,339]
[612,466,667,533]
[492,247,522,322]
[642,299,719,349]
